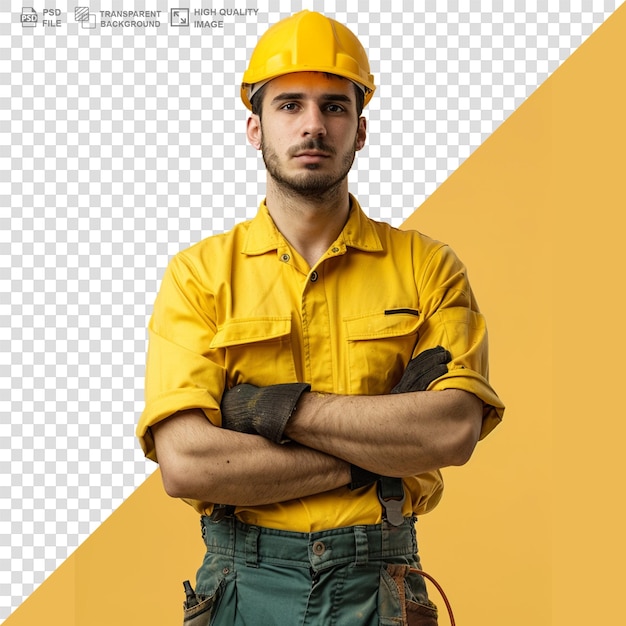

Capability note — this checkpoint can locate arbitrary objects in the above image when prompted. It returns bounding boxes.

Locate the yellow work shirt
[137,196,504,531]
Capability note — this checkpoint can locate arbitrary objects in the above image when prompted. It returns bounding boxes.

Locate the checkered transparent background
[1,0,619,620]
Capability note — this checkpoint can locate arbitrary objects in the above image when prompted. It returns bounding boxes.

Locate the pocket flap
[210,317,291,348]
[345,311,420,341]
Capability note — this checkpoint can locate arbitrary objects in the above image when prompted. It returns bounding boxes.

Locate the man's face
[246,72,367,199]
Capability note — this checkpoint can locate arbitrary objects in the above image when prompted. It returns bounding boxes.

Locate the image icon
[21,7,38,26]
[74,6,96,29]
[170,8,189,27]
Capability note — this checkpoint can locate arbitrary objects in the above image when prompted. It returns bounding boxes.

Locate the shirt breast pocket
[210,316,298,388]
[345,310,421,395]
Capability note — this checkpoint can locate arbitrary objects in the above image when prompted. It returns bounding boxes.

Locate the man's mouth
[294,150,331,161]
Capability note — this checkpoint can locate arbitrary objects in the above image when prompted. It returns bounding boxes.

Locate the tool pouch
[182,579,223,626]
[182,595,215,626]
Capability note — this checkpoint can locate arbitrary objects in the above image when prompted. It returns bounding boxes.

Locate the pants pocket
[379,564,439,626]
[405,599,439,626]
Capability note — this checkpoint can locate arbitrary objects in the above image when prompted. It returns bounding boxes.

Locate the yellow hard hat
[241,10,376,110]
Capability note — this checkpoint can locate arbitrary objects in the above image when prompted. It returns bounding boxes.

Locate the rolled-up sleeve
[136,253,226,462]
[415,243,504,439]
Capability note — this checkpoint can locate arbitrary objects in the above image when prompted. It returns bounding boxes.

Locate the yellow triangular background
[7,4,626,624]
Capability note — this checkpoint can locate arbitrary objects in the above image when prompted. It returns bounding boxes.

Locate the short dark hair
[249,83,267,117]
[250,76,365,119]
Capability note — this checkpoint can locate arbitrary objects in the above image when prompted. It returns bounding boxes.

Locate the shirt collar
[242,194,383,256]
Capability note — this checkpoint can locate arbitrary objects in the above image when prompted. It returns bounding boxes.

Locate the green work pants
[183,516,438,625]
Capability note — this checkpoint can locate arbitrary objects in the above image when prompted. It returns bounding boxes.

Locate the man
[137,10,504,626]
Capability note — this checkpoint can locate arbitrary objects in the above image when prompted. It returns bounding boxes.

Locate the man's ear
[355,116,367,152]
[246,114,262,150]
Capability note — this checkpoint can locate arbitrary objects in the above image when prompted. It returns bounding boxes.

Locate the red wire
[409,568,456,626]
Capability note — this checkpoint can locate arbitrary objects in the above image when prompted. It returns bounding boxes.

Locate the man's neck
[265,179,351,268]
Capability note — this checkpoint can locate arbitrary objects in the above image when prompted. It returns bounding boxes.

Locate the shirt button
[312,541,325,556]
[281,254,290,262]
[331,247,339,253]
[310,271,318,282]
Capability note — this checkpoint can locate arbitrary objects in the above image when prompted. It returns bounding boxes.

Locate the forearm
[286,389,483,477]
[152,409,351,506]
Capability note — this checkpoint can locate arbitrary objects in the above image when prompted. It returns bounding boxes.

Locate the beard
[261,135,358,200]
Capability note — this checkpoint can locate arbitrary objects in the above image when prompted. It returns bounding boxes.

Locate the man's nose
[301,106,327,137]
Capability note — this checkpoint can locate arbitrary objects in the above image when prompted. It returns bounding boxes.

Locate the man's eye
[326,104,345,113]
[280,103,298,111]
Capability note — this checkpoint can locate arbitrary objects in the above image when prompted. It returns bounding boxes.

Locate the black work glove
[349,345,452,490]
[349,465,381,490]
[220,382,311,444]
[390,345,451,394]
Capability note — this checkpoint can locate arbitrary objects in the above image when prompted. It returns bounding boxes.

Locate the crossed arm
[152,388,482,507]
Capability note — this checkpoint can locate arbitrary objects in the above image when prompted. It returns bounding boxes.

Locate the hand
[348,464,380,490]
[220,382,311,444]
[390,345,451,394]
